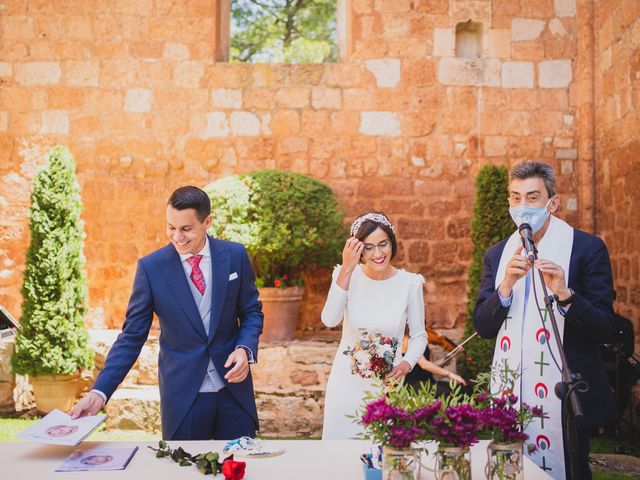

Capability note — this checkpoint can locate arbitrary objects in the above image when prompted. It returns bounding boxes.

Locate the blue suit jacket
[473,229,617,429]
[93,236,264,438]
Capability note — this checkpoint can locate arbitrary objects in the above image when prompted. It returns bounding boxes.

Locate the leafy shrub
[12,146,93,376]
[204,169,346,287]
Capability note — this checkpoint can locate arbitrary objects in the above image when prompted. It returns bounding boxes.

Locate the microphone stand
[526,242,587,480]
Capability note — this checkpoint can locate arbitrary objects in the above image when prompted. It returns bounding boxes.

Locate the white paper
[16,408,108,446]
[55,446,138,472]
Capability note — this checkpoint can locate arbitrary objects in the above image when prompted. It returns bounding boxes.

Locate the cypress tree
[459,165,514,381]
[12,146,93,376]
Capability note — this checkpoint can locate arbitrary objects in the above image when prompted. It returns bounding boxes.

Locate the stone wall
[593,0,640,350]
[0,0,590,335]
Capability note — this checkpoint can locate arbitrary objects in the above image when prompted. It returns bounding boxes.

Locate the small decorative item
[434,445,471,480]
[344,329,399,379]
[222,436,284,458]
[485,442,524,480]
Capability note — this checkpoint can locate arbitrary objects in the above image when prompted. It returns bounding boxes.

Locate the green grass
[593,472,639,480]
[0,417,157,442]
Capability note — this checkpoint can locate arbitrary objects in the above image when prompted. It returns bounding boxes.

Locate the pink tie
[186,255,206,295]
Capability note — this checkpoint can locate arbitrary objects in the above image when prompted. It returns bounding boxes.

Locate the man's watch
[555,288,575,306]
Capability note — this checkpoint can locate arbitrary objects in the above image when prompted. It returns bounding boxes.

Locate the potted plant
[204,169,346,342]
[11,146,94,413]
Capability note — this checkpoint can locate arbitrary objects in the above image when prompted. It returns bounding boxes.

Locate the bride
[321,211,428,440]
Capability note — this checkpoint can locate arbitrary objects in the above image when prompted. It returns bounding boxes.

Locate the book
[16,408,108,446]
[55,446,138,472]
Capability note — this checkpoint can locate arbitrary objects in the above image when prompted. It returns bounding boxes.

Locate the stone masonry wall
[593,0,640,351]
[1,1,589,334]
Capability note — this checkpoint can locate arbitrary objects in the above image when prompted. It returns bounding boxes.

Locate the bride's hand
[386,360,412,381]
[342,237,364,271]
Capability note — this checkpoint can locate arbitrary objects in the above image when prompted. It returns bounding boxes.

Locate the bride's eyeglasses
[362,240,391,258]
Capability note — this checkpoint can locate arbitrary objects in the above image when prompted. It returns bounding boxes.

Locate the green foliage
[230,0,337,63]
[459,165,513,381]
[12,146,93,376]
[204,169,346,287]
[149,441,230,475]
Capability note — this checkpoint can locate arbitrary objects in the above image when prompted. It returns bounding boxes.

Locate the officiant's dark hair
[510,161,557,197]
[353,211,398,260]
[168,186,211,222]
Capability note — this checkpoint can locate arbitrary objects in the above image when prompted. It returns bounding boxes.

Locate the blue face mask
[509,199,552,233]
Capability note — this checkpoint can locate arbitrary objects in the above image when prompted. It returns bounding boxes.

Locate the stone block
[15,62,61,85]
[173,61,204,89]
[211,88,242,109]
[311,87,342,109]
[511,18,546,41]
[275,87,310,108]
[231,111,261,136]
[0,337,15,383]
[64,60,99,87]
[437,58,501,87]
[433,28,454,57]
[554,0,576,17]
[359,111,401,136]
[549,18,567,37]
[39,110,69,134]
[0,63,13,77]
[104,386,161,433]
[502,61,534,88]
[203,112,229,138]
[163,42,190,60]
[539,59,573,88]
[484,136,508,157]
[555,148,577,159]
[0,112,8,133]
[124,88,153,113]
[484,29,511,58]
[269,110,300,135]
[365,58,401,87]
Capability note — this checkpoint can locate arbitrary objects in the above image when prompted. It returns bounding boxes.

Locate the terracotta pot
[258,287,304,343]
[30,372,80,414]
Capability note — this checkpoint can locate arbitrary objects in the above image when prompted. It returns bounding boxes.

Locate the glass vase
[434,445,471,480]
[485,442,524,480]
[382,447,420,480]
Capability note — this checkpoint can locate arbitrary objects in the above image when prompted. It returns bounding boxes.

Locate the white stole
[492,215,574,480]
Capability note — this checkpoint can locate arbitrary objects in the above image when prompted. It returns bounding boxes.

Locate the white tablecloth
[1,439,552,479]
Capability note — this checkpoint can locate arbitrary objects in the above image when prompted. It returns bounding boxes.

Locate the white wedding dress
[321,264,428,440]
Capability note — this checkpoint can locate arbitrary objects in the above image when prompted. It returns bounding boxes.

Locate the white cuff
[91,389,108,403]
[236,345,255,364]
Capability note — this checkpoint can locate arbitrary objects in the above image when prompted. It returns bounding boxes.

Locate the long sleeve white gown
[321,264,428,440]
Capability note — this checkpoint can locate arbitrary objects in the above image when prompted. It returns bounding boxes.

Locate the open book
[17,408,108,446]
[56,446,138,472]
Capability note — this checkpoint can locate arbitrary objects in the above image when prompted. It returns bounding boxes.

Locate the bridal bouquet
[343,329,398,379]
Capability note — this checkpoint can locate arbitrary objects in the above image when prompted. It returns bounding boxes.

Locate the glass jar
[382,446,421,480]
[434,445,471,480]
[485,442,524,480]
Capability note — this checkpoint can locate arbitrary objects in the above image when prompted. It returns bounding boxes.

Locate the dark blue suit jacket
[473,229,617,429]
[94,236,263,439]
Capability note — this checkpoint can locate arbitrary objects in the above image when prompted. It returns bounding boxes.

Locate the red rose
[222,458,246,480]
[274,279,282,287]
[283,274,289,280]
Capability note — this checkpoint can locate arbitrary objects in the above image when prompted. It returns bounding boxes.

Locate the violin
[426,326,478,367]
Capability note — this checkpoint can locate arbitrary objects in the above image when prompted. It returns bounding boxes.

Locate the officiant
[472,161,616,480]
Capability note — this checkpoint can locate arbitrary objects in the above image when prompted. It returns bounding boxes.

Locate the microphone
[518,223,537,263]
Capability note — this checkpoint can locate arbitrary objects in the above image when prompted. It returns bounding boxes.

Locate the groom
[70,186,264,440]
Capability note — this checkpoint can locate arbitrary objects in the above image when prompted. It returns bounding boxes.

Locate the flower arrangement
[476,391,544,447]
[149,441,245,478]
[343,329,398,379]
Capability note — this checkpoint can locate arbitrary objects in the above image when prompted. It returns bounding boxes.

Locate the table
[1,439,552,479]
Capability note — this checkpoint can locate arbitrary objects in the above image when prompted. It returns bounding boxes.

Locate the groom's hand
[224,348,249,383]
[68,391,105,419]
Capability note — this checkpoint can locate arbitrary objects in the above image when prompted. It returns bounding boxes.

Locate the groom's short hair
[168,186,211,222]
[510,161,556,197]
